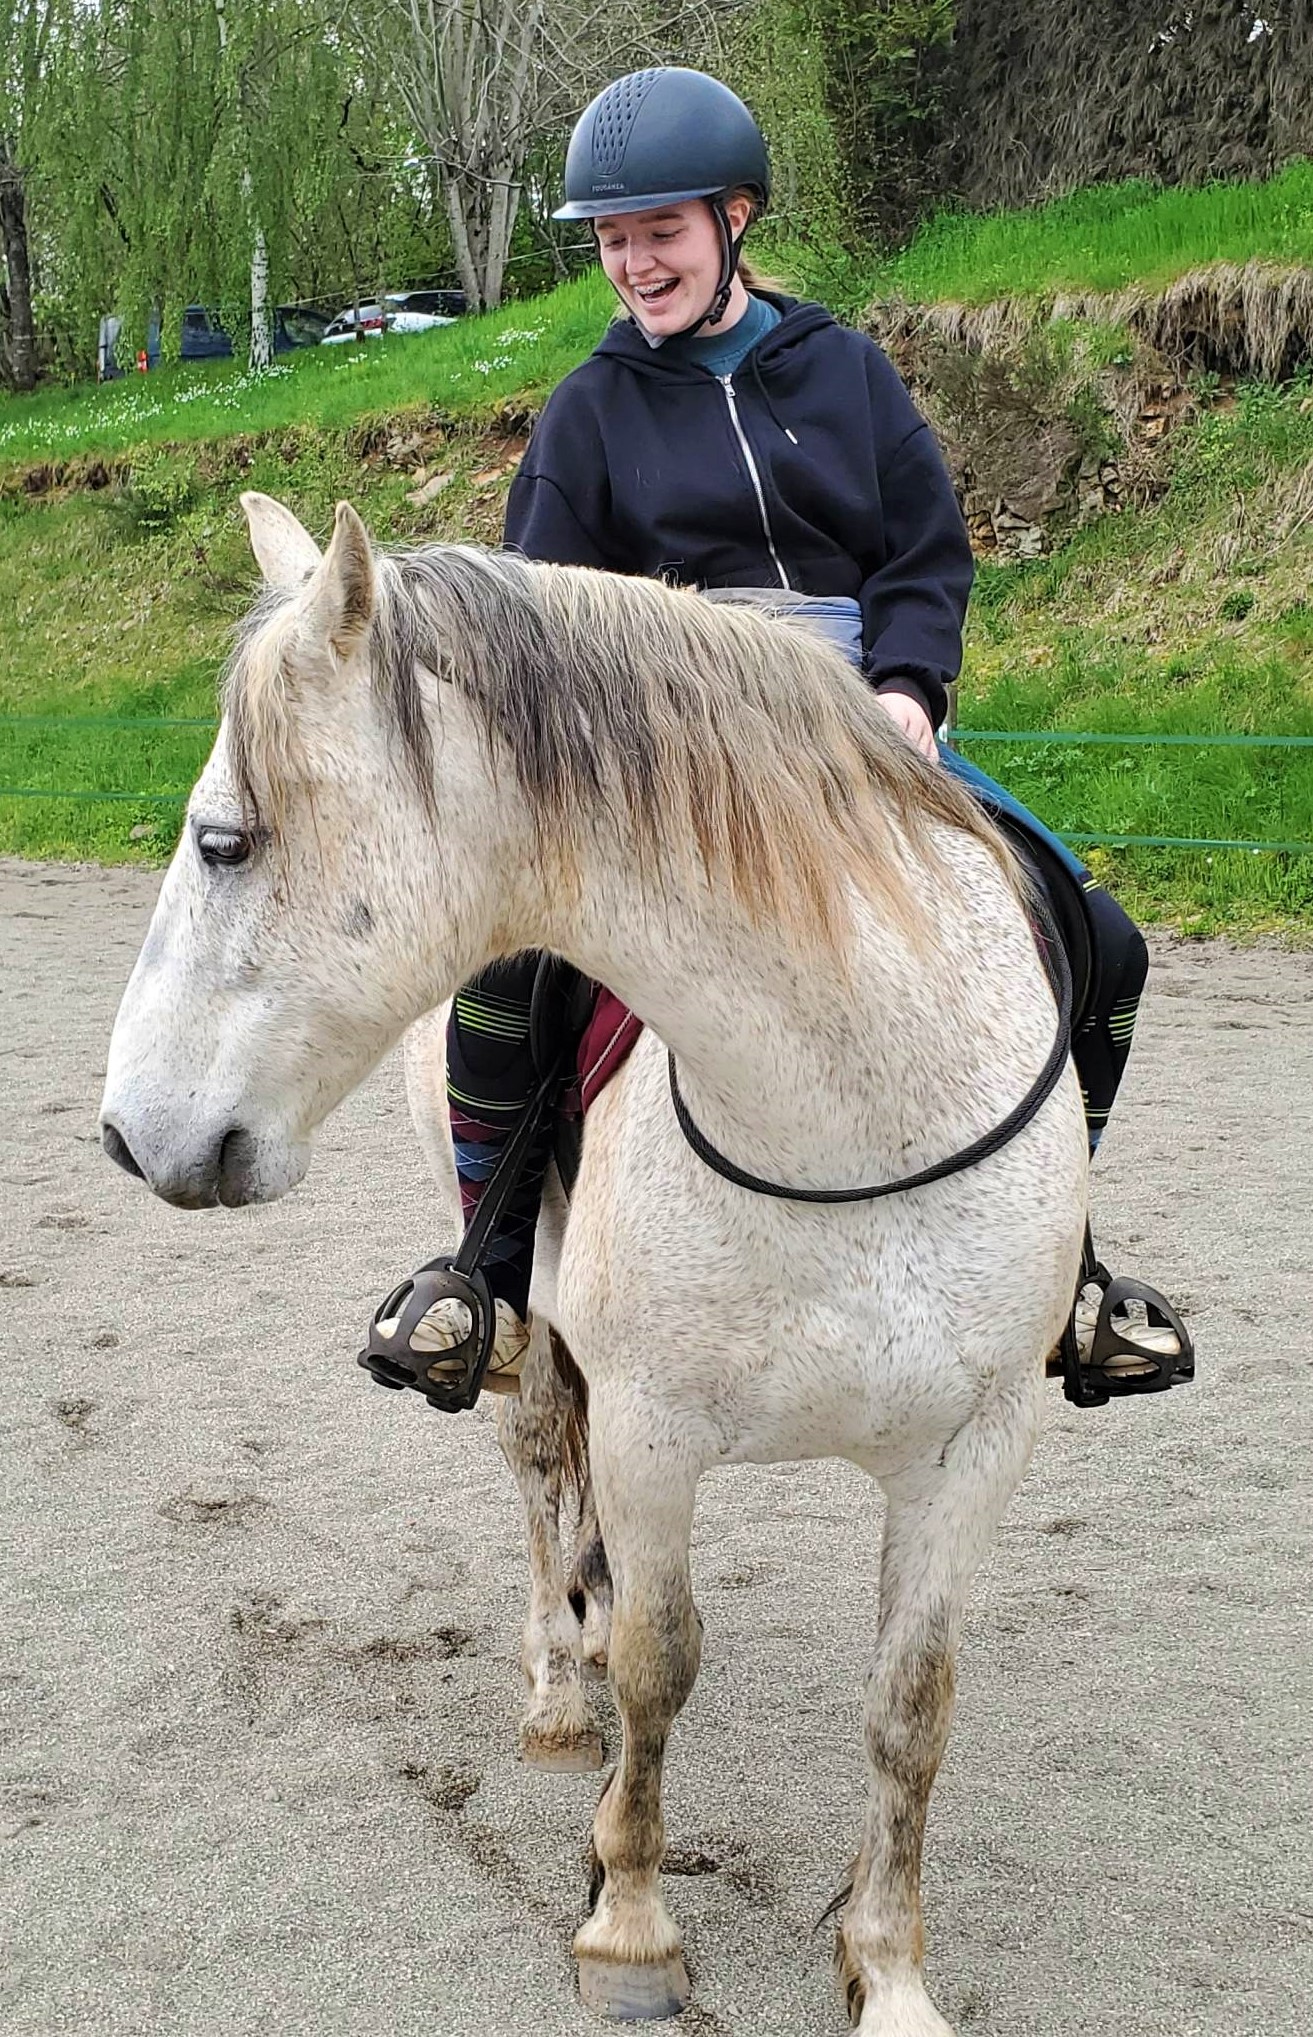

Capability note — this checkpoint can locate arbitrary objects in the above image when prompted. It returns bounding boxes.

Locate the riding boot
[444,957,555,1327]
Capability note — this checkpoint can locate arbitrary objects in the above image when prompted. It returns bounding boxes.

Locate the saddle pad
[565,987,644,1116]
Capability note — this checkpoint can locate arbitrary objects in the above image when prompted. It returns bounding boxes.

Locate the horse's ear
[240,491,322,590]
[307,500,375,658]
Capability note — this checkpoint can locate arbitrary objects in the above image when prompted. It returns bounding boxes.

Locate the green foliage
[815,0,954,240]
[728,0,953,249]
[5,0,458,380]
[723,0,848,247]
[111,449,201,531]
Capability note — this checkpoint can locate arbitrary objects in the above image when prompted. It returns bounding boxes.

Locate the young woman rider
[371,67,1188,1400]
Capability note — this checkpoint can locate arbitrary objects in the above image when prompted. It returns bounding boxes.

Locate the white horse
[101,495,1088,2035]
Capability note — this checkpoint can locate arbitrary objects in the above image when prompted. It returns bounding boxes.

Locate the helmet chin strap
[626,197,744,349]
[693,200,741,333]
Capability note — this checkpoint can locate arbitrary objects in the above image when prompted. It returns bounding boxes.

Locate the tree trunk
[482,169,521,310]
[443,164,523,312]
[444,174,484,311]
[0,149,38,392]
[249,220,272,371]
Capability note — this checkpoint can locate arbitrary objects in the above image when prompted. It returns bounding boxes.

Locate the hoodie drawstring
[750,350,798,445]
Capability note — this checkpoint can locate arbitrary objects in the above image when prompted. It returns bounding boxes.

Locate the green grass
[0,425,516,860]
[8,162,1312,472]
[855,159,1313,305]
[955,378,1313,929]
[0,270,616,472]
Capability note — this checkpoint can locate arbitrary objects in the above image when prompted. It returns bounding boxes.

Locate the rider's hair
[726,189,787,297]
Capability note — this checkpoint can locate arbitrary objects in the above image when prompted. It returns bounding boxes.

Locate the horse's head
[100,494,498,1210]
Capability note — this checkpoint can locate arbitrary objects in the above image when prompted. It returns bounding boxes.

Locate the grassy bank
[0,271,614,472]
[956,377,1313,931]
[5,162,1313,473]
[0,423,519,860]
[4,377,1311,923]
[857,159,1313,305]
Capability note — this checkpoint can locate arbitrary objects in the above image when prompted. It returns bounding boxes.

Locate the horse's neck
[541,843,998,1188]
[430,695,1045,1183]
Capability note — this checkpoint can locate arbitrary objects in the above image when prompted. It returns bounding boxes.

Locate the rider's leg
[395,955,553,1384]
[1070,880,1148,1154]
[939,747,1189,1385]
[445,957,556,1322]
[1066,885,1186,1376]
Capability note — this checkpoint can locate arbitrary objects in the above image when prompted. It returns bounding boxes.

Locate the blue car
[177,304,329,359]
[98,303,329,377]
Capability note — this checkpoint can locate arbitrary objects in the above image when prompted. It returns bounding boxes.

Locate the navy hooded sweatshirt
[503,294,973,730]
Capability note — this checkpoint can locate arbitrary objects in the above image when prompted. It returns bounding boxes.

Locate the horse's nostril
[218,1126,250,1177]
[102,1122,145,1180]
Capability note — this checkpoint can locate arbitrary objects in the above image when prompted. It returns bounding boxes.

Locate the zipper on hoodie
[719,374,791,590]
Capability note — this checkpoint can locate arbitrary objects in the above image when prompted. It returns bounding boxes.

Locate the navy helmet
[556,68,769,220]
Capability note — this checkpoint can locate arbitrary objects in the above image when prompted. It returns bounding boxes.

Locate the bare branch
[361,0,719,305]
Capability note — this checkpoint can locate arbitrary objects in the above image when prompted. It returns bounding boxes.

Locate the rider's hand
[875,688,938,760]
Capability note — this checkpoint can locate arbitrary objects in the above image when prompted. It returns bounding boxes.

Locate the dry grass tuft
[865,261,1313,385]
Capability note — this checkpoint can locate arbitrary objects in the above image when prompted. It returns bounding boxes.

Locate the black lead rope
[668,907,1074,1204]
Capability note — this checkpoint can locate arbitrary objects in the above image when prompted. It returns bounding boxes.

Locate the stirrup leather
[359,957,574,1416]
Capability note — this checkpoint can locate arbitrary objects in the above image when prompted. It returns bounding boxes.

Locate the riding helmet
[554,68,770,220]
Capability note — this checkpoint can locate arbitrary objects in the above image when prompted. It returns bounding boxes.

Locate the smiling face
[594,194,754,338]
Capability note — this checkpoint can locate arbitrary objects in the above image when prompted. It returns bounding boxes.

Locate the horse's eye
[196,825,254,868]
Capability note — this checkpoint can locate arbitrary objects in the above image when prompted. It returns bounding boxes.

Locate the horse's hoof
[521,1728,604,1773]
[577,1954,690,2021]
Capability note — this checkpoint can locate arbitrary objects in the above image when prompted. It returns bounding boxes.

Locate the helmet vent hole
[591,67,660,175]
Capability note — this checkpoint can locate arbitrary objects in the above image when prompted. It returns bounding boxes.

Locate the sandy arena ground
[1,857,1310,2037]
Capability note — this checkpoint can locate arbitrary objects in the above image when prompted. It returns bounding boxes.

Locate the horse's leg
[572,1402,703,2019]
[569,1474,614,1681]
[496,1317,603,1773]
[839,1374,1044,2037]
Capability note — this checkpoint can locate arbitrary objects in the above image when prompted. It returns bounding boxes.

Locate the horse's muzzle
[99,1112,301,1209]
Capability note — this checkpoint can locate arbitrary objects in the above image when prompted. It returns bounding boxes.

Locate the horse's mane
[225,542,1018,953]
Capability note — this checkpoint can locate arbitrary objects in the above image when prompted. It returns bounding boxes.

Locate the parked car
[321,292,460,343]
[388,288,467,318]
[178,303,329,359]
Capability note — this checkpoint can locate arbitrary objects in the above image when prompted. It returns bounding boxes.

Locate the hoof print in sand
[662,1830,772,1903]
[1,1783,59,1840]
[349,1627,475,1668]
[159,1486,271,1528]
[663,1841,723,1877]
[50,1395,103,1443]
[717,1560,779,1590]
[398,1758,481,1814]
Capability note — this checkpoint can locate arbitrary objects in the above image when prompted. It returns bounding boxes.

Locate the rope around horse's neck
[667,905,1073,1204]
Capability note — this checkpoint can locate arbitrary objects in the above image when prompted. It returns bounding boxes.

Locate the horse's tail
[549,1325,590,1500]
